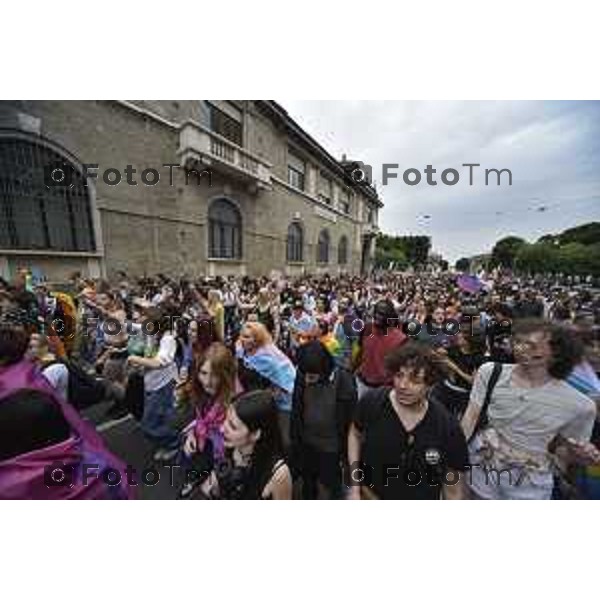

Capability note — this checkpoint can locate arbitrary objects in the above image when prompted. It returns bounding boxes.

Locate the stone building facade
[0,100,382,283]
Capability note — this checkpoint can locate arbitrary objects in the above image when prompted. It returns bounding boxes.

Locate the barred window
[338,235,348,265]
[208,198,242,259]
[317,229,330,264]
[286,222,303,262]
[0,138,96,252]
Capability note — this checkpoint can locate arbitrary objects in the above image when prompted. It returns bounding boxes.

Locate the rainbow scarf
[320,333,341,358]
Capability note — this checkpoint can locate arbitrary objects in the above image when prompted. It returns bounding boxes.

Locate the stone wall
[0,100,377,282]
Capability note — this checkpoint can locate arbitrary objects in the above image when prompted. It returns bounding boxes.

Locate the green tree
[558,222,600,247]
[375,234,431,268]
[455,257,470,272]
[375,245,407,270]
[537,234,557,245]
[491,236,527,269]
[556,243,600,276]
[515,242,558,274]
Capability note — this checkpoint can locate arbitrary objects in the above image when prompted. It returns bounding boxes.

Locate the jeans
[141,379,178,449]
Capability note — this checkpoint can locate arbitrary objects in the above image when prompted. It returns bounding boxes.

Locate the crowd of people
[1,267,599,499]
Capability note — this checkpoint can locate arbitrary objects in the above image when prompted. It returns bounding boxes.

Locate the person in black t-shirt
[347,343,469,500]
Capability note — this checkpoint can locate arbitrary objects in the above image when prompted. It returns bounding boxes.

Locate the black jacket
[290,367,357,464]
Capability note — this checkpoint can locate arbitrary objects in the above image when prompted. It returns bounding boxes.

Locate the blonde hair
[208,289,222,305]
[242,321,273,348]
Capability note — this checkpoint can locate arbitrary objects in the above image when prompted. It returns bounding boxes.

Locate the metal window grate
[286,222,303,262]
[338,236,348,265]
[317,229,330,264]
[0,138,96,252]
[208,198,242,259]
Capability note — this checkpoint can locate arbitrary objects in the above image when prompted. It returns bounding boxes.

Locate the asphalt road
[83,402,184,499]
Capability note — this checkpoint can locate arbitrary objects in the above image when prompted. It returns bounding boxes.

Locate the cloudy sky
[282,101,600,263]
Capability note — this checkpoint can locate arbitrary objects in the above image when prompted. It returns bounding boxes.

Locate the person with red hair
[178,342,237,498]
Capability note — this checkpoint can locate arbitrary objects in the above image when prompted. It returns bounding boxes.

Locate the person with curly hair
[461,319,597,499]
[347,342,469,500]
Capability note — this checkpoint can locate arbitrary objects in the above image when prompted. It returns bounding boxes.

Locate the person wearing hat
[290,340,357,499]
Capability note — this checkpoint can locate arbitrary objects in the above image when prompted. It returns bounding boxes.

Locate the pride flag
[457,274,483,294]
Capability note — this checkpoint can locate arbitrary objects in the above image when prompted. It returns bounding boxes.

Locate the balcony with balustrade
[178,121,272,191]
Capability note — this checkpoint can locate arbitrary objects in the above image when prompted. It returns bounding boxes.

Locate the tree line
[455,222,600,276]
[374,234,431,270]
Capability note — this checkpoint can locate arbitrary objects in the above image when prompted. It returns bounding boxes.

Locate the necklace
[235,447,253,466]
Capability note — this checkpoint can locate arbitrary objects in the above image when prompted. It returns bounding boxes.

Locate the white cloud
[282,100,600,262]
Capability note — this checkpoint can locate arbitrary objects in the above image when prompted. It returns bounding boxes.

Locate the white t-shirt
[143,333,178,392]
[42,363,69,401]
[471,362,597,461]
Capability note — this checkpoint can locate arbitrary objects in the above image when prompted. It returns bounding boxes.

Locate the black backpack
[42,359,106,411]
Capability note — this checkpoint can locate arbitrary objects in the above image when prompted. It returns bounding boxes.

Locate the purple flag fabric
[457,274,483,294]
[0,360,135,499]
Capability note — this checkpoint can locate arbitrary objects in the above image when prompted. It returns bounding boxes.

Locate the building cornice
[112,100,383,209]
[112,100,179,129]
[271,175,365,225]
[256,101,383,207]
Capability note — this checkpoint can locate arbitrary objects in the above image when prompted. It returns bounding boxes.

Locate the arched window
[286,222,303,262]
[317,229,330,264]
[208,198,242,259]
[0,137,95,251]
[338,235,348,265]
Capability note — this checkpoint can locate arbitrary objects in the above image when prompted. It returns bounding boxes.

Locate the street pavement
[83,402,183,499]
